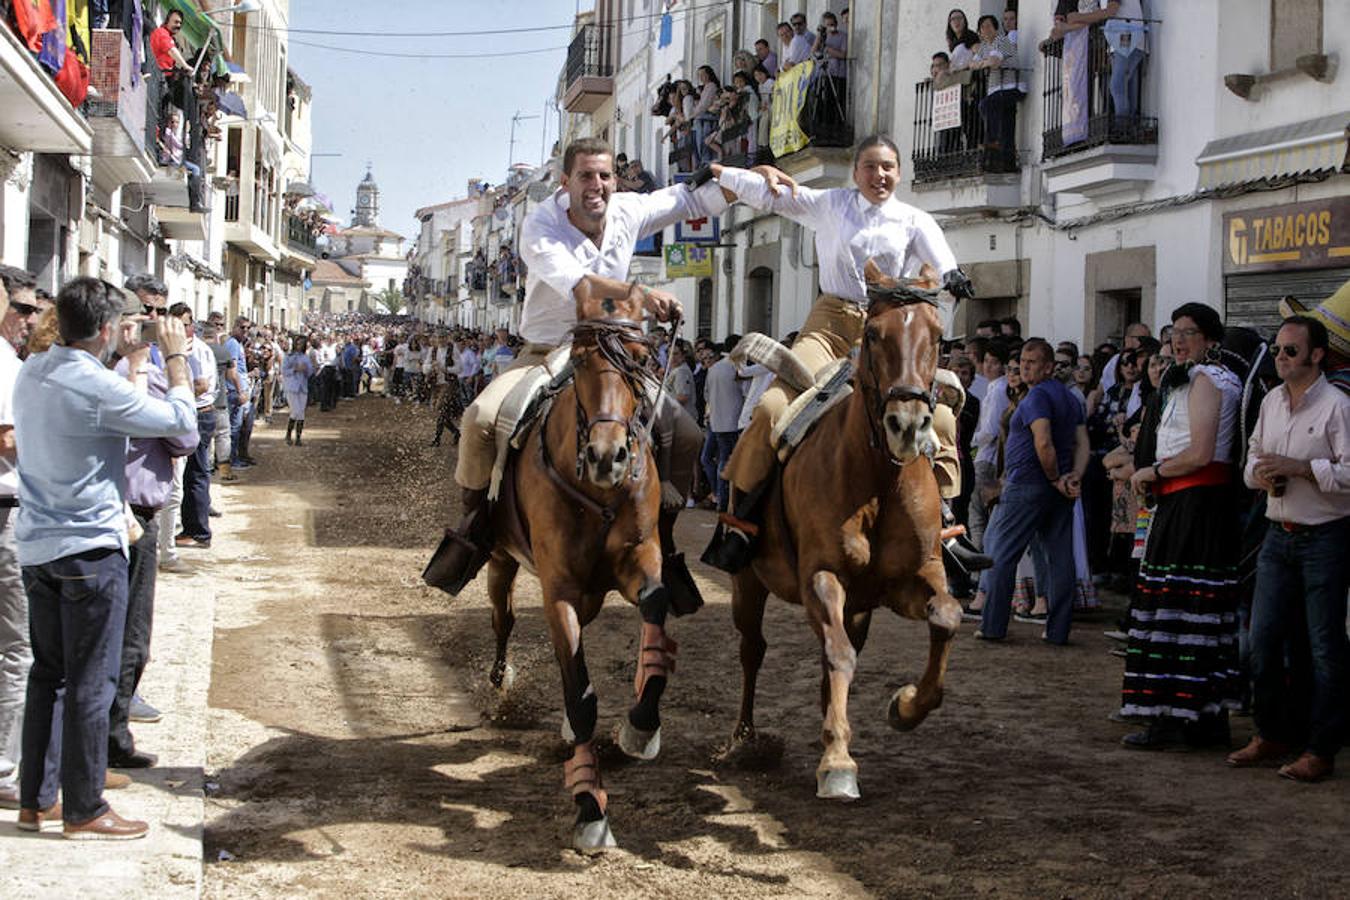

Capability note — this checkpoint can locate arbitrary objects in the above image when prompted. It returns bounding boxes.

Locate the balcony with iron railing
[755,56,854,186]
[1039,19,1159,196]
[285,212,319,257]
[563,24,614,114]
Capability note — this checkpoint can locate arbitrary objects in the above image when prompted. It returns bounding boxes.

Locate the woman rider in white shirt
[703,135,974,571]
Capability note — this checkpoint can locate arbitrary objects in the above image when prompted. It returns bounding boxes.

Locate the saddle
[731,333,856,463]
[488,345,573,502]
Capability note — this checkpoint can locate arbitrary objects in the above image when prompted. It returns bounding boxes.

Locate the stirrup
[422,507,492,595]
[700,523,754,574]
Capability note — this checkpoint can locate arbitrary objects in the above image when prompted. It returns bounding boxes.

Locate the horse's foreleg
[731,570,769,743]
[544,595,614,852]
[487,554,519,689]
[616,542,672,761]
[807,570,860,802]
[889,557,961,732]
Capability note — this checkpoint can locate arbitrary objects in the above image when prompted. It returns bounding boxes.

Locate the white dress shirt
[784,32,814,66]
[518,182,729,346]
[718,168,959,305]
[189,337,218,408]
[1244,375,1350,525]
[973,374,1009,466]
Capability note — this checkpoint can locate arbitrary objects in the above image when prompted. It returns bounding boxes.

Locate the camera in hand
[1271,475,1287,498]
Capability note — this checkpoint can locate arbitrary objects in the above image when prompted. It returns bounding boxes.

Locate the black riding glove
[942,269,975,301]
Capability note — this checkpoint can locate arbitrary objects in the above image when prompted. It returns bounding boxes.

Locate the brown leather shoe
[1279,752,1335,783]
[62,807,148,841]
[17,802,62,832]
[1226,735,1293,768]
[105,770,131,790]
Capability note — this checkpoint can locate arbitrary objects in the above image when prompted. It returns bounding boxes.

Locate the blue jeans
[1249,517,1350,758]
[702,431,739,511]
[979,480,1075,642]
[693,114,718,167]
[20,547,128,822]
[181,409,216,540]
[1110,48,1145,121]
[227,395,245,464]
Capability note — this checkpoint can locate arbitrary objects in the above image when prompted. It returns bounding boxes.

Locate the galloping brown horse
[726,269,962,801]
[485,293,676,852]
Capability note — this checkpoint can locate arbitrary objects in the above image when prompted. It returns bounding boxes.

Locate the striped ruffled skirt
[1120,484,1242,721]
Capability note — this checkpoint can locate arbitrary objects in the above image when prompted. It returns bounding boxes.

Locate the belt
[197,404,215,413]
[1156,461,1232,496]
[0,497,17,508]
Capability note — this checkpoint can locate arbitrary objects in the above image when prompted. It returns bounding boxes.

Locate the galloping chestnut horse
[485,293,676,852]
[726,266,962,801]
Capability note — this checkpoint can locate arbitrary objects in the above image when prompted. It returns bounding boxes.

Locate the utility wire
[269,0,730,39]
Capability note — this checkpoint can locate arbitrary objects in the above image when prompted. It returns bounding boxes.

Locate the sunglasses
[1271,344,1304,359]
[9,301,38,316]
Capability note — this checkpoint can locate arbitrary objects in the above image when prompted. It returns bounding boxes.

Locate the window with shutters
[1270,0,1322,71]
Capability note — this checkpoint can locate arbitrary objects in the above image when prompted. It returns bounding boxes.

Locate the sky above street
[289,1,583,242]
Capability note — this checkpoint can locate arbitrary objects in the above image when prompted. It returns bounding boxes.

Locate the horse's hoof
[572,816,617,853]
[816,768,860,802]
[888,684,922,732]
[617,721,661,761]
[490,663,515,691]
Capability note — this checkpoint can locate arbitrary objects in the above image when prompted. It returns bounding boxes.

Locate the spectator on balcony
[691,66,722,167]
[775,22,802,74]
[624,159,659,194]
[706,85,751,163]
[733,49,757,80]
[751,65,776,163]
[970,14,1022,172]
[945,8,980,70]
[812,11,849,108]
[754,38,778,78]
[150,9,190,77]
[783,12,814,70]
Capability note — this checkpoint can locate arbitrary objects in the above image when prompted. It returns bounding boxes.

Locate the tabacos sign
[1223,197,1350,274]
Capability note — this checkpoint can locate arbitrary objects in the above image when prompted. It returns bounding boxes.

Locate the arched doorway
[697,278,714,339]
[745,267,774,336]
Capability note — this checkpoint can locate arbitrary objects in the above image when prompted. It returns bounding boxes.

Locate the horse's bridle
[566,317,658,482]
[858,284,941,464]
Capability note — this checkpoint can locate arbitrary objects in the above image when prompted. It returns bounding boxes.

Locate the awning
[215,88,246,118]
[1196,112,1349,189]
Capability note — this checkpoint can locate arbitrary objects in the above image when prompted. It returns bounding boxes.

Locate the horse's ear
[575,280,644,322]
[912,263,941,291]
[862,258,900,289]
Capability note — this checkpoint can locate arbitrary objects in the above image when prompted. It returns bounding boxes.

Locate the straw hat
[1278,279,1350,358]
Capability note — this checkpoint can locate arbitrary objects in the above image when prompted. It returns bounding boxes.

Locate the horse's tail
[730,333,814,393]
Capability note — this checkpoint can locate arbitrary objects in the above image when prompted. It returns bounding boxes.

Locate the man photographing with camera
[13,278,196,840]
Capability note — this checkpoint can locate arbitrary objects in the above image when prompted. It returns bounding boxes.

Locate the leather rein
[858,284,941,465]
[537,316,666,529]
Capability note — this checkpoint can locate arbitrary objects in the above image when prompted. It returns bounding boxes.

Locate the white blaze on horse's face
[869,304,940,464]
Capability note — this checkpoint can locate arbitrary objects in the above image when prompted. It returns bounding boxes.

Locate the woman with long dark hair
[1121,302,1245,750]
[691,65,722,167]
[945,8,980,68]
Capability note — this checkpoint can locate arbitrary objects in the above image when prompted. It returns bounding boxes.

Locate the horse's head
[570,291,653,489]
[860,260,943,464]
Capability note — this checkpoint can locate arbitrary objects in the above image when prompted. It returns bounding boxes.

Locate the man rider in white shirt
[426,138,735,605]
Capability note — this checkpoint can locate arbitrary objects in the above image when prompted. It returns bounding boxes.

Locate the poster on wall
[664,243,713,279]
[932,84,962,131]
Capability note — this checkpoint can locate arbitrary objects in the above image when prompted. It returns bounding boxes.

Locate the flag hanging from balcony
[1061,28,1089,146]
[658,12,673,48]
[770,59,815,157]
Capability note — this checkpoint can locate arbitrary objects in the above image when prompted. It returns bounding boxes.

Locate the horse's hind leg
[544,592,615,853]
[888,557,961,731]
[807,571,861,802]
[730,570,770,743]
[487,553,519,689]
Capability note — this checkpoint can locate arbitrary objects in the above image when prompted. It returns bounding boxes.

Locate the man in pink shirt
[1231,315,1350,783]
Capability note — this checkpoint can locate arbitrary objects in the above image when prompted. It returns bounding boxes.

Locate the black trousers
[109,510,157,760]
[319,366,339,411]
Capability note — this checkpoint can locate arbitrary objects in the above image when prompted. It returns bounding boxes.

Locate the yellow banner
[664,243,713,279]
[769,59,815,157]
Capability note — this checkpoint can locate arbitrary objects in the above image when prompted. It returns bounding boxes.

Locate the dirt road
[202,394,1347,899]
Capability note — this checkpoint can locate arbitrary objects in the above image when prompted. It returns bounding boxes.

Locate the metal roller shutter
[1224,267,1350,339]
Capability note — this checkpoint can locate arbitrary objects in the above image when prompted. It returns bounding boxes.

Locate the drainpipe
[872,0,885,133]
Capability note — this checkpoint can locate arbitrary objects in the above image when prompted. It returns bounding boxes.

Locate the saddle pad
[771,358,855,461]
[730,332,814,393]
[488,344,573,501]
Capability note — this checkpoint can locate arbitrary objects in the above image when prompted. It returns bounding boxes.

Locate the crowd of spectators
[653,9,850,175]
